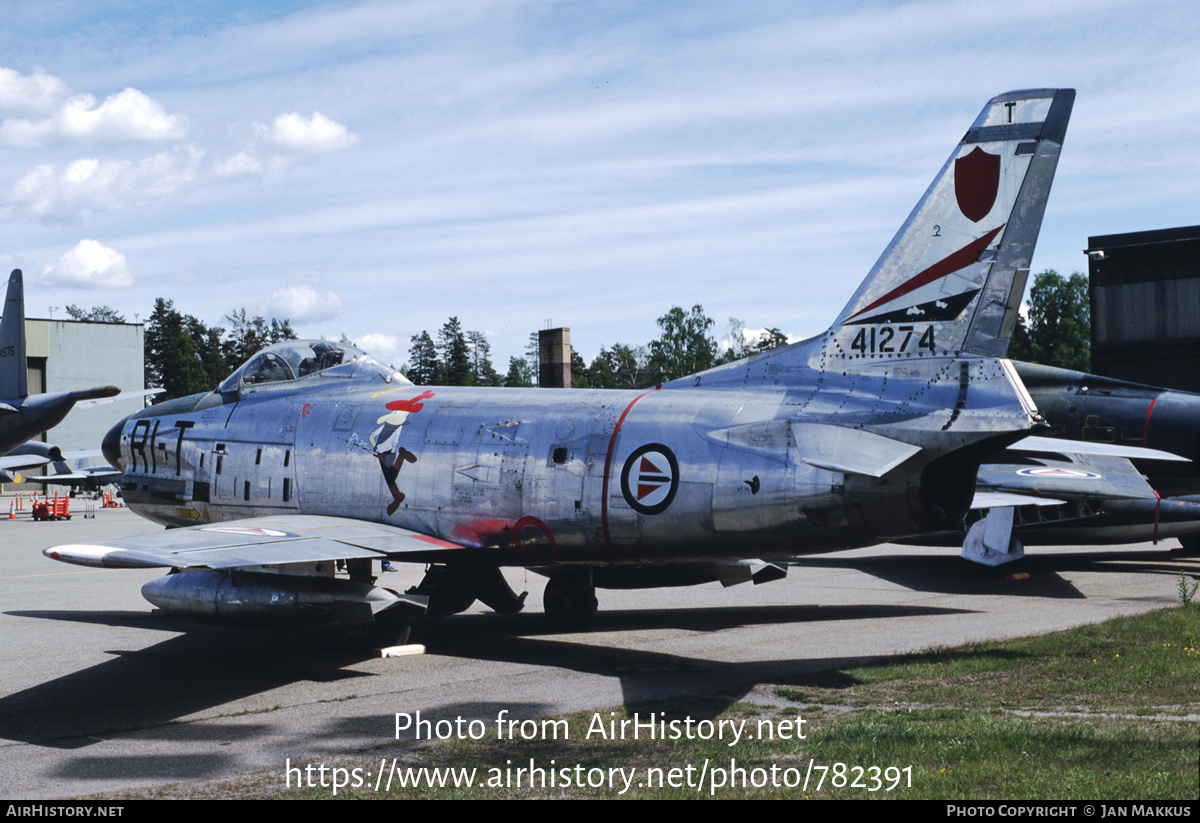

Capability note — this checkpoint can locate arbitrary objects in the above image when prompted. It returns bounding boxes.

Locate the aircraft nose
[102,418,124,470]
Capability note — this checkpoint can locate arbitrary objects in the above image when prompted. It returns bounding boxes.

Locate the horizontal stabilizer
[0,453,52,472]
[978,453,1157,502]
[75,387,164,409]
[1013,435,1189,462]
[66,386,121,404]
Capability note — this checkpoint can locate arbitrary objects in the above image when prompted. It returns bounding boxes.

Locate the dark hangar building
[1087,224,1200,393]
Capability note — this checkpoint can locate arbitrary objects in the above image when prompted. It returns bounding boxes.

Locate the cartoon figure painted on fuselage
[370,389,435,515]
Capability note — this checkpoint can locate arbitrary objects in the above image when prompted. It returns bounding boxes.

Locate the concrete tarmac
[0,494,1194,798]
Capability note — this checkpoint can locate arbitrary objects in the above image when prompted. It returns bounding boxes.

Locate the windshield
[219,340,408,393]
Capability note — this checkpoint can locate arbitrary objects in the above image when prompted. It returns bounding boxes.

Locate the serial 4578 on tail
[50,89,1105,643]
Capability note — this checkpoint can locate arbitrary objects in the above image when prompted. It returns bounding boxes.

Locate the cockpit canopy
[218,340,408,394]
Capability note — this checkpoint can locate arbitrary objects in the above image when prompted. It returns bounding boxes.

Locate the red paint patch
[955,146,1001,222]
[386,390,436,414]
[412,534,463,549]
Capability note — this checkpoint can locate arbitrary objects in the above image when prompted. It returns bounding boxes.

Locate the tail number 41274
[851,325,935,355]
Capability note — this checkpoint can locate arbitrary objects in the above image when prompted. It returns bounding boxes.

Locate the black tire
[543,572,598,630]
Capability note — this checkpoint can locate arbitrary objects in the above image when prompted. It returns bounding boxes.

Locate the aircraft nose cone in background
[102,417,124,470]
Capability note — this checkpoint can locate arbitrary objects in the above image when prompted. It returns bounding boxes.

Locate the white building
[23,316,145,458]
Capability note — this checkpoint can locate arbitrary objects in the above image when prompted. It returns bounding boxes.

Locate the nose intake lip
[102,418,124,470]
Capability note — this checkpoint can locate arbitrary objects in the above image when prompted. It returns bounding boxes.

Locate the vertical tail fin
[827,89,1074,364]
[0,269,27,398]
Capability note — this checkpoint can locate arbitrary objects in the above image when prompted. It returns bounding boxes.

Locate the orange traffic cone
[8,500,15,520]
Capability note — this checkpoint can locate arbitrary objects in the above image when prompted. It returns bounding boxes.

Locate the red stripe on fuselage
[1142,397,1158,445]
[601,388,659,548]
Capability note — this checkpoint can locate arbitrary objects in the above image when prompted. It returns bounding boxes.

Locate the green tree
[570,347,589,389]
[588,344,649,389]
[65,304,126,323]
[1009,270,1090,372]
[144,302,297,401]
[467,330,502,387]
[525,332,541,387]
[503,356,534,387]
[755,328,789,354]
[190,317,227,391]
[407,331,440,385]
[221,308,296,375]
[438,317,472,386]
[584,352,617,388]
[144,299,208,401]
[716,318,790,364]
[648,305,716,382]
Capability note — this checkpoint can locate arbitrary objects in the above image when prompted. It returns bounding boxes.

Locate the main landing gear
[543,569,597,629]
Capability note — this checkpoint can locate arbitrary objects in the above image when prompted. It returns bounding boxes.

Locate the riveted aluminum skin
[55,90,1085,627]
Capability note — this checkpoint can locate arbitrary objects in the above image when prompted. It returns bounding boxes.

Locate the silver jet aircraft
[48,89,1090,643]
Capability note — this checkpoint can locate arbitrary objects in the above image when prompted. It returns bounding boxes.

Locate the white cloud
[356,333,402,363]
[5,147,202,219]
[267,283,344,322]
[257,111,358,153]
[0,87,187,147]
[40,239,133,289]
[0,67,69,115]
[212,150,261,177]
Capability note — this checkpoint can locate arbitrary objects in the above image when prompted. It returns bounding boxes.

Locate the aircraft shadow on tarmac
[2,548,1190,763]
[1,597,966,752]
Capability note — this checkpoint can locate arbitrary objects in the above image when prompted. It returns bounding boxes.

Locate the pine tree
[407,331,440,385]
[144,299,208,401]
[438,317,472,386]
[467,330,502,387]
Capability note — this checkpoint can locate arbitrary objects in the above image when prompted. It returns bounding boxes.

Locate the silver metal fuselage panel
[114,346,1035,567]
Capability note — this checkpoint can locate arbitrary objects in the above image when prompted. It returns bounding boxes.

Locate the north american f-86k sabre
[49,89,1155,643]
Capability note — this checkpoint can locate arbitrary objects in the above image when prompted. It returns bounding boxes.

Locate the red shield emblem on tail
[954,146,1001,223]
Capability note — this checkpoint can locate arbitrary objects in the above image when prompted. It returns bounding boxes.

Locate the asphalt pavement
[0,494,1193,798]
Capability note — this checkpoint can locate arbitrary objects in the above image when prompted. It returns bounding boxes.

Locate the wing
[976,453,1161,503]
[44,514,468,569]
[0,453,51,472]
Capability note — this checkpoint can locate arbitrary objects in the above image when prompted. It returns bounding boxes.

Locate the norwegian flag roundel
[620,443,680,516]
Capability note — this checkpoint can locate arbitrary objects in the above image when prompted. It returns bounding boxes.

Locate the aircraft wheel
[1177,536,1200,557]
[543,572,597,630]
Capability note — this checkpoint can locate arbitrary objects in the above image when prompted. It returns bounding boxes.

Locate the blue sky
[2,0,1197,369]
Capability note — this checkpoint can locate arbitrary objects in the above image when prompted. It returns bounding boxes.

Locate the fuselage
[113,377,856,564]
[107,341,1035,567]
